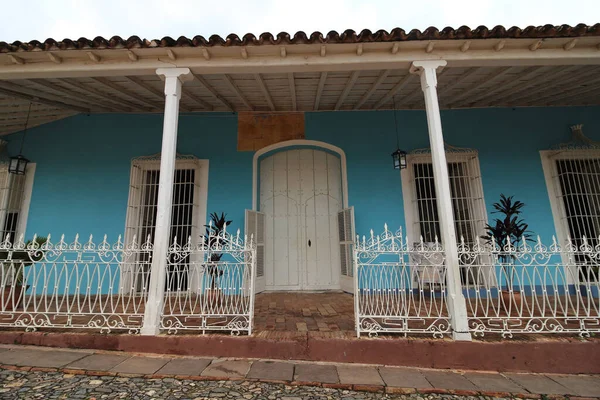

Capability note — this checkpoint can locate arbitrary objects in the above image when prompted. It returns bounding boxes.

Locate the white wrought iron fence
[160,225,256,335]
[354,225,451,338]
[0,234,152,333]
[458,236,600,338]
[354,226,600,339]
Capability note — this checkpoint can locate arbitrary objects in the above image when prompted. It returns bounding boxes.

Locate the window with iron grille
[543,150,600,282]
[0,164,34,243]
[124,155,208,292]
[402,152,487,284]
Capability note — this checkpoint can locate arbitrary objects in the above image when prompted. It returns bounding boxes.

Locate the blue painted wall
[5,106,600,244]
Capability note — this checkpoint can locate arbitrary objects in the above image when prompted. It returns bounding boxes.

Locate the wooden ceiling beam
[314,72,327,111]
[335,71,360,110]
[223,74,253,110]
[124,76,163,99]
[0,103,61,114]
[90,77,158,111]
[447,67,514,107]
[191,73,234,111]
[464,66,547,106]
[288,73,297,111]
[58,78,140,112]
[354,69,390,110]
[0,82,90,113]
[0,111,74,124]
[545,85,600,105]
[254,74,276,111]
[502,66,600,105]
[437,67,480,99]
[0,113,75,128]
[27,79,115,112]
[567,89,600,105]
[374,73,413,109]
[531,74,600,105]
[487,66,582,106]
[180,89,214,111]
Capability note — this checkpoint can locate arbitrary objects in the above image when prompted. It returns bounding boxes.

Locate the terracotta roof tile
[1,23,599,53]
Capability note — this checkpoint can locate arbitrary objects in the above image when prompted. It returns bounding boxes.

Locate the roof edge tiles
[1,23,599,53]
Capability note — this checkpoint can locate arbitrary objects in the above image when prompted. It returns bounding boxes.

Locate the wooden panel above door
[237,112,305,151]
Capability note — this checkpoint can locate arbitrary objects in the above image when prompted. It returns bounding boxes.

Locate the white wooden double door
[260,149,343,291]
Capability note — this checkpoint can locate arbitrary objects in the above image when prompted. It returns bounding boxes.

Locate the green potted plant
[203,213,232,298]
[1,236,47,309]
[483,195,532,313]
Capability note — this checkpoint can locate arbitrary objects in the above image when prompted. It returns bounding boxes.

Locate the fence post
[410,60,471,341]
[248,234,256,336]
[141,68,192,336]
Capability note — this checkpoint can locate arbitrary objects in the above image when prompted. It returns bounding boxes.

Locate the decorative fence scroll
[458,236,600,338]
[160,225,256,335]
[0,233,152,333]
[354,225,450,338]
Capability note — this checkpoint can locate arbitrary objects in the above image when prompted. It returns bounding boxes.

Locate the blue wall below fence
[6,106,600,245]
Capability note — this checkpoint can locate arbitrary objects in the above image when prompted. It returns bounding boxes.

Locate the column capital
[156,68,192,97]
[409,60,447,73]
[410,60,447,91]
[156,67,193,82]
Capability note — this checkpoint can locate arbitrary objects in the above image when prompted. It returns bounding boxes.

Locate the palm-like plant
[203,212,232,290]
[483,195,532,291]
[1,236,47,287]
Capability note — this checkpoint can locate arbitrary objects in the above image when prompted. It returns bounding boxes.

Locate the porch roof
[1,23,600,136]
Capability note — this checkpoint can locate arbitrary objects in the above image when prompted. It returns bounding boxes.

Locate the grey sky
[0,0,598,42]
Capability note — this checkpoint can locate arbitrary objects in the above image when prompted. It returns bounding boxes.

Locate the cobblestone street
[0,369,510,400]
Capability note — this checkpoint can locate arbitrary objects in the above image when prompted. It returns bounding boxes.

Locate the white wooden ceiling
[1,64,599,135]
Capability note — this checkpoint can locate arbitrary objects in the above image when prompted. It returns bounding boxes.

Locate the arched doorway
[249,141,353,293]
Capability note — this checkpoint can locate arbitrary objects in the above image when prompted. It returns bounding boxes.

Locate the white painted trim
[252,139,349,210]
[2,38,600,79]
[198,160,209,231]
[17,163,36,238]
[540,150,568,244]
[123,158,209,243]
[539,149,600,284]
[401,152,487,244]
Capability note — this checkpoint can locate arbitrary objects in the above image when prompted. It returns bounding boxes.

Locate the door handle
[308,239,311,247]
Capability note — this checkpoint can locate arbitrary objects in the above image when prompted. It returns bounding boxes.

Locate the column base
[140,324,160,336]
[452,331,472,341]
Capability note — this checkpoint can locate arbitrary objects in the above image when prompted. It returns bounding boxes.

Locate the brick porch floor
[253,291,355,332]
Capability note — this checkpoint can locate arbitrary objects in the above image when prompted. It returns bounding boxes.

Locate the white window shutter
[245,210,265,277]
[338,207,355,277]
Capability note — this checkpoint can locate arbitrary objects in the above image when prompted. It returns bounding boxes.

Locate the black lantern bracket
[9,102,32,175]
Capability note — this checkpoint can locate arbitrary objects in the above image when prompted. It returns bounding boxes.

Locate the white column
[410,60,472,341]
[141,67,192,336]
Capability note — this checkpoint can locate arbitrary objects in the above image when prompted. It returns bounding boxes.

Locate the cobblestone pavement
[0,369,514,400]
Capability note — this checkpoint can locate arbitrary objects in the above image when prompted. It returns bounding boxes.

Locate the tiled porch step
[1,344,599,397]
